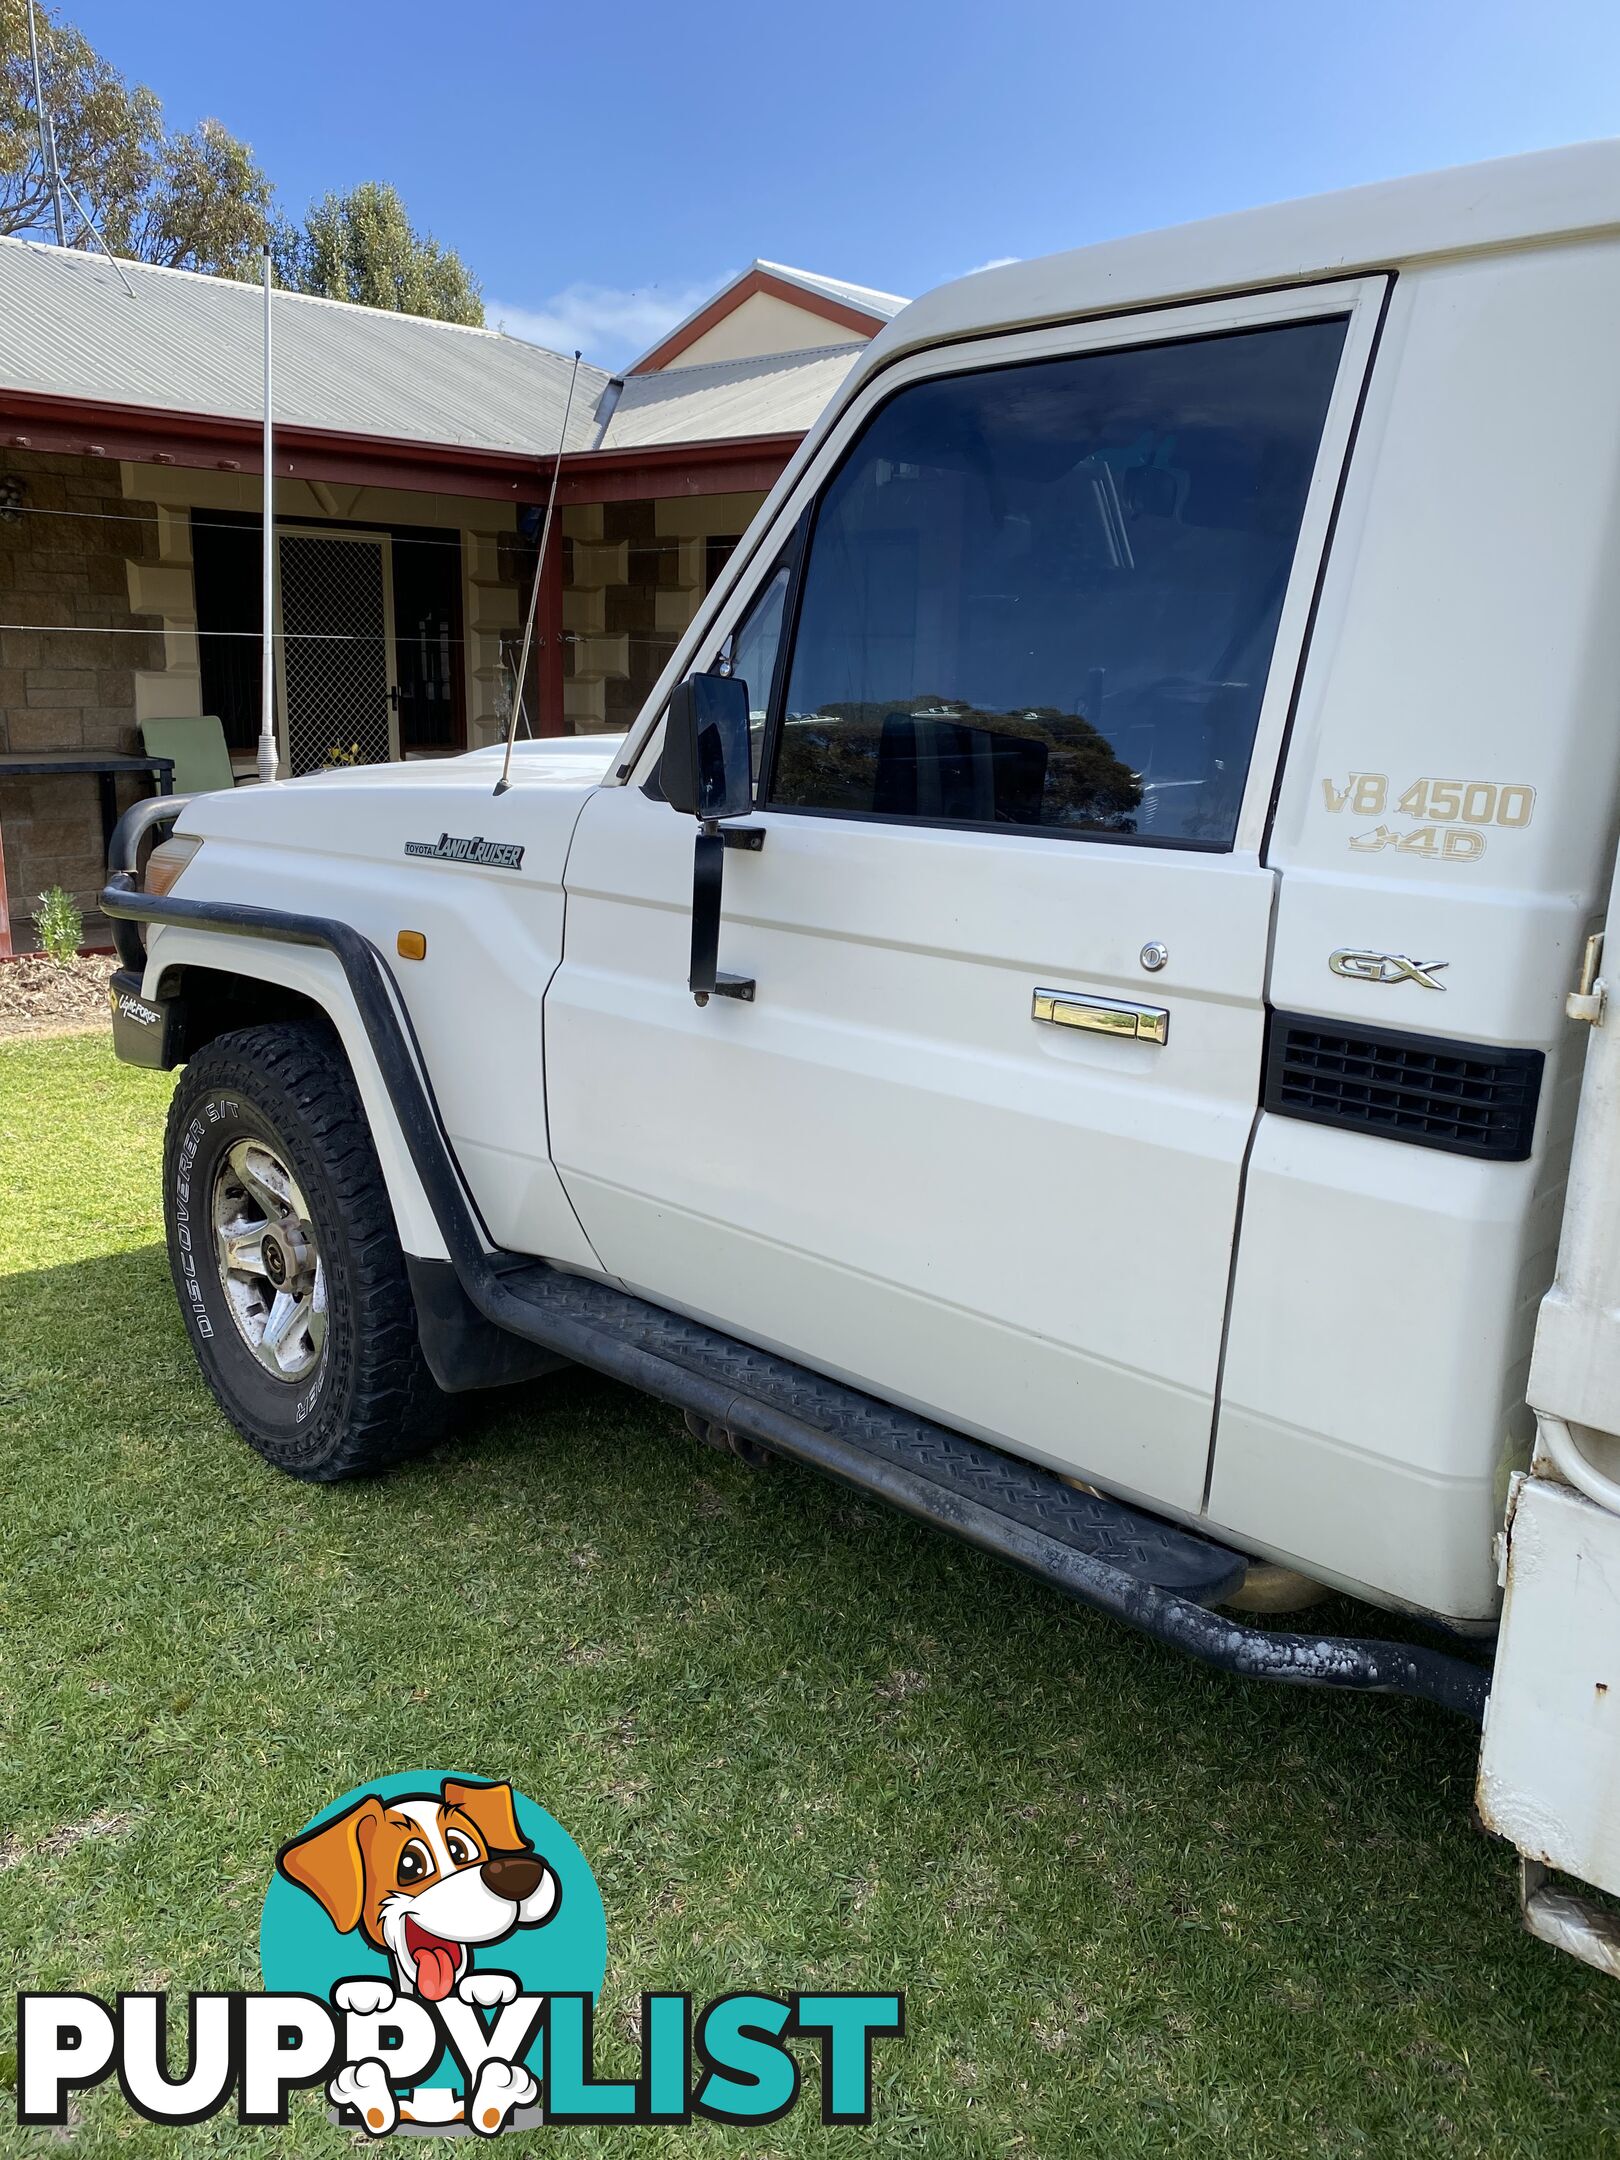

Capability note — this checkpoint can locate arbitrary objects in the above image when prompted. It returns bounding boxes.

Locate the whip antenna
[494,350,581,797]
[25,0,65,246]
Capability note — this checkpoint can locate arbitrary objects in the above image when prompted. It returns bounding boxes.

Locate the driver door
[546,284,1381,1515]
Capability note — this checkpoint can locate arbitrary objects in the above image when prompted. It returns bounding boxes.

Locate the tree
[775,699,1144,831]
[0,1,270,274]
[271,182,483,326]
[126,115,272,273]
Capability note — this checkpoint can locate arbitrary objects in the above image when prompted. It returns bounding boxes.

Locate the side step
[498,1261,1247,1603]
[481,1260,1490,1724]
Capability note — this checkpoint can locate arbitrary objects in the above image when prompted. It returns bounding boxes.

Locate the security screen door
[276,529,398,776]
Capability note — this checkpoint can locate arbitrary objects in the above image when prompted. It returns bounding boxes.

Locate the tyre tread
[164,1021,445,1480]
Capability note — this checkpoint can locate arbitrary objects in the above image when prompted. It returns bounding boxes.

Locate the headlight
[144,834,203,897]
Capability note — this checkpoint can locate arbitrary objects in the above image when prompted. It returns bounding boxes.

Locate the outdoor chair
[138,715,239,796]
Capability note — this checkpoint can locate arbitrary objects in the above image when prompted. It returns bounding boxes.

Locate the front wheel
[163,1021,447,1479]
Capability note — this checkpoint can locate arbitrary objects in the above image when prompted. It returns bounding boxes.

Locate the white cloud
[962,255,1021,276]
[488,275,735,371]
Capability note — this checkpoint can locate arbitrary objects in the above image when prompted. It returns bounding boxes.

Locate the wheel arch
[144,926,450,1262]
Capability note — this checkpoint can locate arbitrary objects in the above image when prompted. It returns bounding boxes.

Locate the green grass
[1,1029,1617,2158]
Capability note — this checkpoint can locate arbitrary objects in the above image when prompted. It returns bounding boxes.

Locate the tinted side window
[768,319,1346,846]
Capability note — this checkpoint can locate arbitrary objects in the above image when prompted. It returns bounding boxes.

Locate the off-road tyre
[163,1020,448,1479]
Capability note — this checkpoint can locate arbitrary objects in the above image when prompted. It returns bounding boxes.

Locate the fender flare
[138,919,452,1264]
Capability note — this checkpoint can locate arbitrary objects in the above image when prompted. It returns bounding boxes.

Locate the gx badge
[1328,948,1450,990]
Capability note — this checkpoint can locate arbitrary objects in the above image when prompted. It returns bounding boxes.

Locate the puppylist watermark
[16,1771,903,2137]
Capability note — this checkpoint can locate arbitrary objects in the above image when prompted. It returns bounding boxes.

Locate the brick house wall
[0,450,162,944]
[561,489,766,733]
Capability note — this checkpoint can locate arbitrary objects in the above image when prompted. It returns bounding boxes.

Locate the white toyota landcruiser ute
[105,143,1620,1975]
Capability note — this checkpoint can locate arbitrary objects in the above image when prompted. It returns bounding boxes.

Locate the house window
[705,533,742,592]
[392,530,466,754]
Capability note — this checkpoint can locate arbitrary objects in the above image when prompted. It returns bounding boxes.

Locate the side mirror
[662,672,753,822]
[661,674,758,1006]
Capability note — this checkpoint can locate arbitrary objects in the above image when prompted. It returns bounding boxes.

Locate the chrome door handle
[1032,987,1169,1045]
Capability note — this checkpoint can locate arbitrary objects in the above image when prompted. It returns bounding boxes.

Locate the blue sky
[61,0,1620,368]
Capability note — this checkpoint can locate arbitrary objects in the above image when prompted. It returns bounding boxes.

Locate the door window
[726,550,793,784]
[767,318,1347,847]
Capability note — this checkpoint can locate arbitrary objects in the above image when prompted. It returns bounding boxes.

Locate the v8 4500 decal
[1320,772,1536,864]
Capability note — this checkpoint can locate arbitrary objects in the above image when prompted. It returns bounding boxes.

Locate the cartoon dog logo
[277,1775,560,2004]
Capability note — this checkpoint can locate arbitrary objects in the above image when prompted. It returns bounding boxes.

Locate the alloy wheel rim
[211,1139,328,1382]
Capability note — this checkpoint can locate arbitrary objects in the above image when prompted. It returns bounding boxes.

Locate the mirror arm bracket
[690,822,756,1006]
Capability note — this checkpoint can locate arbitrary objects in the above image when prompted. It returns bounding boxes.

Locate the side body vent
[1264,1013,1543,1162]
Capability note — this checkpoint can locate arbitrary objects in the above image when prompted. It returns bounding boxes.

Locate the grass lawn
[1,1029,1617,2158]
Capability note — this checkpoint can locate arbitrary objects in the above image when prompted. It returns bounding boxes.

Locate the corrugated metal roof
[0,235,614,455]
[597,343,866,449]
